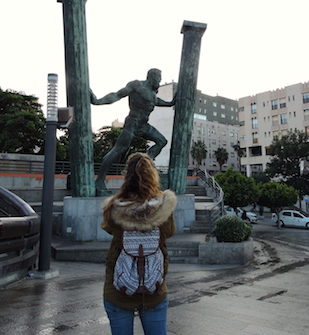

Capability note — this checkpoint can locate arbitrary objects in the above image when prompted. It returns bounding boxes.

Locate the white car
[276,210,309,229]
[224,206,258,223]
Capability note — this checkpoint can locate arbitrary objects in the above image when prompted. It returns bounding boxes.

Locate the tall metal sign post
[169,20,207,194]
[58,0,95,197]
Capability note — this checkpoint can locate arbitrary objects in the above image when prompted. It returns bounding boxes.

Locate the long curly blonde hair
[103,152,162,222]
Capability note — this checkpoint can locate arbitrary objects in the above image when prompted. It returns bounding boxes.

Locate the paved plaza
[1,222,309,335]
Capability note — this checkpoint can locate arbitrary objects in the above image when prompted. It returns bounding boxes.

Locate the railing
[0,159,173,178]
[196,168,224,228]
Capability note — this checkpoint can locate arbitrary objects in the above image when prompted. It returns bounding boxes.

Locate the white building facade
[149,83,240,173]
[238,82,309,176]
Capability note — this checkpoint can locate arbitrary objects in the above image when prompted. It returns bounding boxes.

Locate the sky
[1,0,309,131]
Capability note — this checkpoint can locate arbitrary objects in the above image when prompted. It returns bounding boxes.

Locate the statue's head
[147,68,161,91]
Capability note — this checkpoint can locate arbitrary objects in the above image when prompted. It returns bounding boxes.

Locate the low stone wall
[199,239,254,265]
[62,194,196,241]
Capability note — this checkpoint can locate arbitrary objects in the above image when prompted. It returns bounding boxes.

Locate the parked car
[0,186,40,287]
[275,209,309,229]
[224,206,258,223]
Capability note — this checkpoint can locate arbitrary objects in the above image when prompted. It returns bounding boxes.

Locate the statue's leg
[139,124,167,159]
[96,128,134,195]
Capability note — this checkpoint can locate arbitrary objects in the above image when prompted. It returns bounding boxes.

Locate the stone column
[58,0,95,197]
[168,21,207,194]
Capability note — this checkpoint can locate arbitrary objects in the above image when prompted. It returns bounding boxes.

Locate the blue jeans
[104,298,168,335]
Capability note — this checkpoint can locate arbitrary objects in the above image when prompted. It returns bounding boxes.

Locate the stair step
[168,247,198,257]
[194,196,213,203]
[186,186,206,196]
[168,256,200,264]
[190,227,211,233]
[29,201,64,213]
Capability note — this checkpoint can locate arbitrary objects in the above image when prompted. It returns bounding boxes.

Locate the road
[1,217,309,335]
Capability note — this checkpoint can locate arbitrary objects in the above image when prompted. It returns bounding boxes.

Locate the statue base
[62,194,195,241]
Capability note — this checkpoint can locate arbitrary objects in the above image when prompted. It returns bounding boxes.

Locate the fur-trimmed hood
[105,190,177,231]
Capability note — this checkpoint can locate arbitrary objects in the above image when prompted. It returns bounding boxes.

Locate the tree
[56,130,70,161]
[0,89,45,153]
[215,168,258,211]
[266,130,309,207]
[93,127,149,164]
[232,141,244,172]
[251,171,271,185]
[257,181,298,224]
[214,147,229,171]
[191,140,207,170]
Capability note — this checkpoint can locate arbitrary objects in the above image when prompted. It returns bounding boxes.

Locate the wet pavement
[1,219,309,335]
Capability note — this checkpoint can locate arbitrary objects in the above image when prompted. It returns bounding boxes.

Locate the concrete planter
[198,238,254,265]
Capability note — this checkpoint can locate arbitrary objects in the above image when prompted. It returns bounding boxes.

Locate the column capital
[181,20,207,35]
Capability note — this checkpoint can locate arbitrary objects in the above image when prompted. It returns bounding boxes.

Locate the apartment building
[149,82,240,173]
[238,82,309,176]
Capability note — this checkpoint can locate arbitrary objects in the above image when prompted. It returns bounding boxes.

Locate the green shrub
[213,215,252,243]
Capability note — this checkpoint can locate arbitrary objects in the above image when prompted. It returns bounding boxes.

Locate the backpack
[113,228,164,296]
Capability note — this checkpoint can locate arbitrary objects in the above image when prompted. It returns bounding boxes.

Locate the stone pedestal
[63,194,196,241]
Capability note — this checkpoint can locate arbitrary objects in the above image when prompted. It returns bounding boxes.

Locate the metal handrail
[196,168,224,216]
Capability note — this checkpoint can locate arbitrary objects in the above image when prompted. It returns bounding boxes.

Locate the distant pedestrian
[101,152,177,335]
[241,210,248,221]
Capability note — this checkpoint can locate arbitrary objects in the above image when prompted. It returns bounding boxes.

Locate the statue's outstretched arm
[90,86,130,105]
[156,92,177,107]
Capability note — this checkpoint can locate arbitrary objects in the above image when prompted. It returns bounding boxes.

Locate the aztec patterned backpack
[113,227,164,295]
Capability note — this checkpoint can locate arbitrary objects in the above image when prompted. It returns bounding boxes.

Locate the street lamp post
[38,74,59,275]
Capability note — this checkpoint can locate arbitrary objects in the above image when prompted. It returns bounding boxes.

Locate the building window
[271,100,278,110]
[251,103,257,113]
[193,113,207,121]
[263,102,266,107]
[251,118,258,129]
[239,106,244,112]
[231,107,234,111]
[280,113,288,124]
[272,115,279,126]
[303,93,309,103]
[221,104,225,109]
[280,102,286,109]
[231,116,234,120]
[213,111,217,116]
[265,146,272,155]
[304,109,309,121]
[221,113,226,118]
[204,99,207,104]
[273,131,279,140]
[294,111,296,117]
[250,145,261,156]
[213,102,217,107]
[252,132,258,144]
[239,121,245,126]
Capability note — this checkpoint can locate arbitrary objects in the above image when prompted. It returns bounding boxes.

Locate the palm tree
[191,140,207,171]
[214,147,228,171]
[232,141,244,172]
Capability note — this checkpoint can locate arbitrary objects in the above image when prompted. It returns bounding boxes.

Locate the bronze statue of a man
[90,68,176,195]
